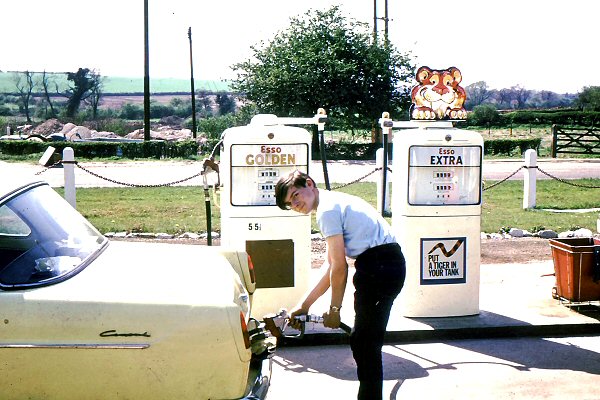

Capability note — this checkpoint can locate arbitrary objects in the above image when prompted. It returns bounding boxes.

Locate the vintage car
[0,180,275,399]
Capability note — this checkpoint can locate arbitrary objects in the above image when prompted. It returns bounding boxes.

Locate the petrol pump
[220,111,326,319]
[384,66,483,317]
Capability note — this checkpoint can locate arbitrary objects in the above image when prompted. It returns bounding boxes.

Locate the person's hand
[322,309,341,329]
[288,305,308,330]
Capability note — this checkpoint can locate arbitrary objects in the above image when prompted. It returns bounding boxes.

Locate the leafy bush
[469,104,500,126]
[0,105,12,116]
[483,138,542,156]
[119,103,144,120]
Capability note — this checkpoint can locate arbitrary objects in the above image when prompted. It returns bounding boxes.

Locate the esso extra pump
[383,66,484,317]
[220,111,326,319]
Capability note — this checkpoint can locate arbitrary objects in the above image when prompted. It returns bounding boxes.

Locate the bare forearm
[330,260,347,308]
[299,264,331,310]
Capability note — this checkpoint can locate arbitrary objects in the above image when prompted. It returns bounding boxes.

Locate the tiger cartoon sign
[410,66,468,120]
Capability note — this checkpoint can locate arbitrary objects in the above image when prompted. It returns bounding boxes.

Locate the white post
[63,147,76,208]
[376,148,391,214]
[523,149,537,209]
[6,126,10,136]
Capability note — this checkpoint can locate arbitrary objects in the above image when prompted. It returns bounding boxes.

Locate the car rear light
[240,311,251,349]
[247,255,256,284]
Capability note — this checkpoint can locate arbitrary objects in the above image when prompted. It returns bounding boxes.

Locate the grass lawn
[55,179,600,236]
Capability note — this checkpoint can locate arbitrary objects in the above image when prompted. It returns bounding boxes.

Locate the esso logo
[261,146,282,154]
[439,148,455,155]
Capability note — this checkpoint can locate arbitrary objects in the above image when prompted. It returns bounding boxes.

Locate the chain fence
[483,165,600,191]
[331,167,392,190]
[34,160,599,193]
[35,160,206,188]
[482,166,524,191]
[537,166,600,189]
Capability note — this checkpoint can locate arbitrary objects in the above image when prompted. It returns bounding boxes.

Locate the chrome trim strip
[0,343,150,349]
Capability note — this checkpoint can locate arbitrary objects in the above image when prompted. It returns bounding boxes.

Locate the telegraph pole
[143,0,150,141]
[373,0,378,41]
[188,27,197,138]
[384,0,389,46]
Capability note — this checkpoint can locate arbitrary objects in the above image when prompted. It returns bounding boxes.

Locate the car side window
[0,184,106,289]
[0,204,31,236]
[0,204,33,273]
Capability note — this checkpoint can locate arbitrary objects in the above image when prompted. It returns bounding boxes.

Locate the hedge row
[314,138,542,159]
[1,137,541,160]
[0,140,200,159]
[463,109,600,127]
[482,138,541,156]
[502,110,600,126]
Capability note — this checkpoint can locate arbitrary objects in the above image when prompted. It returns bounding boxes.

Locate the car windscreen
[0,184,107,289]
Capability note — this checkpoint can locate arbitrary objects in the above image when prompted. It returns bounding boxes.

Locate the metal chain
[537,166,600,189]
[35,161,599,192]
[75,162,205,188]
[331,167,392,190]
[483,166,524,191]
[34,161,63,175]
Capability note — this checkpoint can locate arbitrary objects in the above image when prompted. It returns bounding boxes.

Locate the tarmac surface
[280,260,600,345]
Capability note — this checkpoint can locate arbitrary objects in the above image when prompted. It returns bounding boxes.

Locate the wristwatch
[329,306,341,313]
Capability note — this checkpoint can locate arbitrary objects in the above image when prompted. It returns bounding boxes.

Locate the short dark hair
[274,170,312,210]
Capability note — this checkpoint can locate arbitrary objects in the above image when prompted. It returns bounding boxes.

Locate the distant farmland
[0,71,231,94]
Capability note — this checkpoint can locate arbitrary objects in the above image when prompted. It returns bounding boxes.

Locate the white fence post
[523,149,537,209]
[63,147,76,208]
[376,148,391,214]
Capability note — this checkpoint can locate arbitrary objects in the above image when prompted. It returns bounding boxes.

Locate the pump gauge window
[407,145,482,205]
[230,143,309,206]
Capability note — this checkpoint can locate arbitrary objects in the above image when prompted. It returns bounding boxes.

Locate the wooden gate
[551,125,600,157]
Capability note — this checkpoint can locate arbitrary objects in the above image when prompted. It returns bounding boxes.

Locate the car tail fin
[247,254,256,284]
[221,250,256,295]
[240,311,251,349]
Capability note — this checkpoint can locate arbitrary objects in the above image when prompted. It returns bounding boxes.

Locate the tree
[231,6,414,134]
[512,85,531,109]
[496,88,514,109]
[40,70,57,118]
[465,81,492,110]
[196,91,213,118]
[574,86,600,111]
[216,93,236,115]
[469,104,499,133]
[13,71,35,122]
[84,71,104,119]
[65,68,103,118]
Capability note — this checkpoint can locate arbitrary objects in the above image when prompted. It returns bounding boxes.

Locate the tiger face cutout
[410,66,467,120]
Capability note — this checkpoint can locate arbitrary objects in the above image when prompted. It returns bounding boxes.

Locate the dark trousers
[351,243,406,400]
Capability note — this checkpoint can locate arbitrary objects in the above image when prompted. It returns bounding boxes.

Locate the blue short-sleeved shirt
[316,189,397,258]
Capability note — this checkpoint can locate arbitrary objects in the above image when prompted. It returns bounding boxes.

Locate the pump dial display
[230,143,309,206]
[408,145,482,205]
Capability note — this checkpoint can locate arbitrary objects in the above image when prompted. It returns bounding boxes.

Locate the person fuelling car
[274,170,406,400]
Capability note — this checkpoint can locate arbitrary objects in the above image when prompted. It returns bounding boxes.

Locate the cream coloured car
[0,180,274,399]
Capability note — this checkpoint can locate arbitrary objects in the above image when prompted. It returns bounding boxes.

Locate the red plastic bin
[549,237,600,302]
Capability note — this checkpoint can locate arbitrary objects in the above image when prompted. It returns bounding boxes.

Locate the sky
[2,0,598,94]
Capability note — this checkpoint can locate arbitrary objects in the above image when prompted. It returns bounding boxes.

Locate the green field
[54,179,600,236]
[0,71,231,94]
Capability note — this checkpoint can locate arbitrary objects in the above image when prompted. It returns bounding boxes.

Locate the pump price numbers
[407,145,482,206]
[230,143,309,206]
